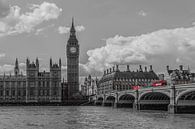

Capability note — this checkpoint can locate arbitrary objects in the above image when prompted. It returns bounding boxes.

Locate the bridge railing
[175,83,195,87]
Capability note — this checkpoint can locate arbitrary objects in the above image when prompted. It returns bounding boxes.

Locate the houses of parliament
[0,19,80,104]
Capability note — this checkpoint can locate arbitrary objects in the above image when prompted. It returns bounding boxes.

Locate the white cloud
[58,26,70,34]
[35,28,44,35]
[58,25,85,34]
[0,64,14,73]
[75,25,85,32]
[19,62,26,67]
[0,2,62,37]
[84,26,195,72]
[138,10,147,17]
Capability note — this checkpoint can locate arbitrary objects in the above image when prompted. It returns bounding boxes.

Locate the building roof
[99,70,159,83]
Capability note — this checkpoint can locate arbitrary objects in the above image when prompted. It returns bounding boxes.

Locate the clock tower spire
[66,18,79,98]
[70,17,76,36]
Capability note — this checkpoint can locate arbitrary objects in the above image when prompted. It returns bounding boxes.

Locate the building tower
[66,18,80,98]
[14,58,19,76]
[26,58,39,102]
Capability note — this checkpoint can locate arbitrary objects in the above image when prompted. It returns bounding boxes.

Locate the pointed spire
[15,58,19,68]
[36,57,39,66]
[26,57,29,66]
[59,58,61,68]
[50,58,52,67]
[70,17,76,35]
[15,58,19,76]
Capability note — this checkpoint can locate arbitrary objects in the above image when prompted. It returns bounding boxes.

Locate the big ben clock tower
[66,18,79,98]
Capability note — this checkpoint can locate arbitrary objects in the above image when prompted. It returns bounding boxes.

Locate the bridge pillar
[102,99,105,106]
[102,94,106,106]
[94,100,99,106]
[133,89,140,110]
[114,92,118,108]
[168,84,177,114]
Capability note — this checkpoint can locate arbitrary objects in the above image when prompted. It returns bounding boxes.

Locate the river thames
[0,106,195,129]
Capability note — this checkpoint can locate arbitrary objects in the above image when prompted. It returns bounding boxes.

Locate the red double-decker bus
[132,86,140,90]
[151,80,167,87]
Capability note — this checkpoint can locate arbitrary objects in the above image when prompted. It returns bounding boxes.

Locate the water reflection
[0,106,194,129]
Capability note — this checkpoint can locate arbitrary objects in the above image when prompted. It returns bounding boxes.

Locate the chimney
[104,70,106,75]
[166,65,169,71]
[116,65,119,72]
[149,65,153,72]
[112,66,115,72]
[179,65,183,71]
[127,65,130,72]
[139,65,143,72]
[110,68,112,73]
[107,69,109,74]
[145,66,147,72]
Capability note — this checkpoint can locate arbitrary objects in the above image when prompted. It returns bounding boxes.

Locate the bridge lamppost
[169,78,176,113]
[133,88,140,110]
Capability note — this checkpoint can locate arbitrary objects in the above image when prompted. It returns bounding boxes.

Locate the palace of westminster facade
[0,19,80,103]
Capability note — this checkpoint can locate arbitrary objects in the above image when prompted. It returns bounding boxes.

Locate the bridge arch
[95,97,104,106]
[118,93,135,100]
[176,89,195,103]
[139,92,170,110]
[139,91,170,101]
[176,89,195,113]
[119,94,135,101]
[118,94,135,108]
[104,95,116,106]
[97,97,104,101]
[106,96,116,101]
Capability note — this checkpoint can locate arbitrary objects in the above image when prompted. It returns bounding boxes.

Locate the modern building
[166,65,195,84]
[0,58,62,104]
[97,65,159,95]
[66,18,80,98]
[81,75,98,96]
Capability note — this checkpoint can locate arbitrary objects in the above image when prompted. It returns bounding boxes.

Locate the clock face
[70,47,76,53]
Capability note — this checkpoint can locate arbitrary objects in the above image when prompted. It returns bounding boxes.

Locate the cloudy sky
[1,0,195,80]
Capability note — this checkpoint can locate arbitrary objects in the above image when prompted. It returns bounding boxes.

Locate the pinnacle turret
[14,58,19,76]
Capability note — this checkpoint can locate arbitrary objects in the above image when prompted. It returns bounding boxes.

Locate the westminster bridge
[95,83,195,113]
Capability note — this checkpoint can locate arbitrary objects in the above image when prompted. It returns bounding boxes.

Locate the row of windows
[2,82,26,86]
[101,79,155,83]
[39,90,49,96]
[0,90,26,96]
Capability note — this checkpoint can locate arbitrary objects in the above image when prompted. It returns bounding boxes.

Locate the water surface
[0,106,194,129]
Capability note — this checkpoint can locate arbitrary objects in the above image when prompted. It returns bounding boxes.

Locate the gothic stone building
[0,58,62,104]
[97,65,159,95]
[81,75,98,96]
